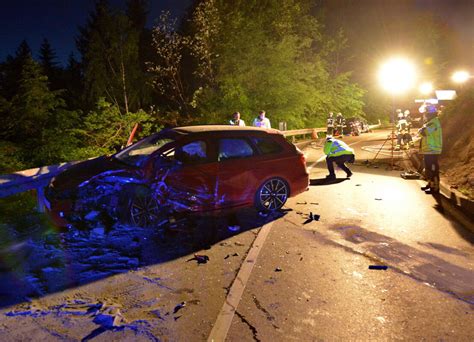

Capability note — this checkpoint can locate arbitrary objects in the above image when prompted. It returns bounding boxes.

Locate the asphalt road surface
[0,130,473,341]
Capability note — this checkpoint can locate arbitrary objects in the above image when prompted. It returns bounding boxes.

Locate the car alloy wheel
[129,192,161,228]
[257,178,289,211]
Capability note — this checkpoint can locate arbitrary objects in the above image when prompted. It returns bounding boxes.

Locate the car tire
[255,177,289,212]
[120,185,163,228]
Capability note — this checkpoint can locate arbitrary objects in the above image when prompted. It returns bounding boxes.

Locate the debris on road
[187,254,210,264]
[368,265,388,270]
[234,242,245,246]
[173,301,186,314]
[296,201,308,205]
[224,252,239,259]
[274,267,282,272]
[356,184,362,186]
[401,171,422,179]
[310,202,319,205]
[304,212,320,224]
[375,198,382,201]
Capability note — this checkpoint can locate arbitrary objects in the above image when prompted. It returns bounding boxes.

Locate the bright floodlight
[419,82,433,95]
[451,70,470,83]
[378,57,417,94]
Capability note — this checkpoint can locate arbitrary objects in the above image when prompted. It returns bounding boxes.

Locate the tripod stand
[371,115,399,169]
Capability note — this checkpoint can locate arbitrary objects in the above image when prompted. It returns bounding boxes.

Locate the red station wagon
[45,125,309,228]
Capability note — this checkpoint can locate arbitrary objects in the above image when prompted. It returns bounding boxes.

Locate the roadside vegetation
[439,83,474,199]
[0,0,461,173]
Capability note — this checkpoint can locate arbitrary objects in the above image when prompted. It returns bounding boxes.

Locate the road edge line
[207,221,274,342]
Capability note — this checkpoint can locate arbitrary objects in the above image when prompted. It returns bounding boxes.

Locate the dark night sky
[0,0,472,68]
[0,0,192,65]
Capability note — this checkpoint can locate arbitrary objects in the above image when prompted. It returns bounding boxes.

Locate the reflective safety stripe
[325,139,354,157]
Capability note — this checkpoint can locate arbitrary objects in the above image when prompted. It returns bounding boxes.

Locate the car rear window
[218,138,254,161]
[251,137,283,155]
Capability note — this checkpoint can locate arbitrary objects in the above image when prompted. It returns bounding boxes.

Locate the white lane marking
[307,140,364,171]
[208,221,274,342]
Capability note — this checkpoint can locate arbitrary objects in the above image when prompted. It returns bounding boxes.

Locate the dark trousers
[326,154,353,176]
[423,154,439,181]
[327,127,334,135]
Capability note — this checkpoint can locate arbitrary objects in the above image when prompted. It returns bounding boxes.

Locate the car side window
[250,137,283,155]
[218,138,254,161]
[175,140,208,164]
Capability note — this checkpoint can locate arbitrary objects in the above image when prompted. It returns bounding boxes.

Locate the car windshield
[113,135,174,167]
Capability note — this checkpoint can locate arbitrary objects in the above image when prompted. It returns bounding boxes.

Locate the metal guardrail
[282,128,326,143]
[0,122,382,209]
[368,120,382,130]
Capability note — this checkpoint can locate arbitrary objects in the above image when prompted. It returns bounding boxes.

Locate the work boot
[420,182,431,191]
[346,171,353,178]
[325,174,336,180]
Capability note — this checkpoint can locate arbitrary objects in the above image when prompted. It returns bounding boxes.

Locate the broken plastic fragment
[173,302,186,314]
[187,254,210,264]
[368,265,388,270]
[274,267,282,272]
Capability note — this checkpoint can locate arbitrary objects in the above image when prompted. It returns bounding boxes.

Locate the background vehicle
[343,117,363,135]
[45,126,309,229]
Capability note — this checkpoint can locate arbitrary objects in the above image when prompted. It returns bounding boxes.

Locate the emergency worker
[335,112,345,137]
[418,105,442,194]
[404,109,414,147]
[395,111,409,150]
[324,136,355,180]
[229,111,246,126]
[327,112,335,135]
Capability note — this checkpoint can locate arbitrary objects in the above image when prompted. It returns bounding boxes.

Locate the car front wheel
[255,178,289,212]
[120,186,163,228]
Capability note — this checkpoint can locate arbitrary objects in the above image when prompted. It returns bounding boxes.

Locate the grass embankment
[440,84,474,199]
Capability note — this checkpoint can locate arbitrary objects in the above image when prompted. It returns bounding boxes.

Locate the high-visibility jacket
[324,138,354,157]
[396,119,409,134]
[419,117,442,155]
[327,117,335,127]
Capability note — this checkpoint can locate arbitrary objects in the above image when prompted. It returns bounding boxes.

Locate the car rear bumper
[291,174,310,197]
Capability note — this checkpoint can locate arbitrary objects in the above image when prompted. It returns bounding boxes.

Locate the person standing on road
[404,109,414,148]
[253,110,271,129]
[229,111,246,126]
[395,111,409,150]
[323,136,355,180]
[335,112,345,138]
[418,105,442,194]
[326,112,335,136]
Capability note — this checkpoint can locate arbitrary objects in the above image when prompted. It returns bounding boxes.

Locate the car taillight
[299,152,307,165]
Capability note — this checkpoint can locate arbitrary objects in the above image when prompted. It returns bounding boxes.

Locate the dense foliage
[0,0,457,172]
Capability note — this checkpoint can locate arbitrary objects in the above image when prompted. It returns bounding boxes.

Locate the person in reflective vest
[418,105,442,194]
[323,136,355,180]
[327,112,335,135]
[335,112,345,137]
[395,111,409,150]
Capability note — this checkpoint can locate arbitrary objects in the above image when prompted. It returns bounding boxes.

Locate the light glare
[451,70,470,83]
[419,82,433,95]
[378,57,417,94]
